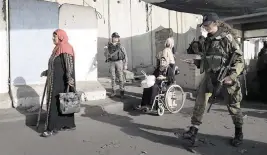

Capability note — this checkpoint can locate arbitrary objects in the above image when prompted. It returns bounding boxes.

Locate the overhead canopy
[143,0,267,17]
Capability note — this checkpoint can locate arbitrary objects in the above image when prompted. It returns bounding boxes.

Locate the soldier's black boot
[231,127,243,147]
[120,91,125,99]
[183,126,198,144]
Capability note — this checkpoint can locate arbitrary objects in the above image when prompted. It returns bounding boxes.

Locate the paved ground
[0,82,267,155]
[1,100,267,155]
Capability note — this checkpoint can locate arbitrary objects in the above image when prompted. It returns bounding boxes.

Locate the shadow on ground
[104,87,141,114]
[13,77,46,133]
[81,105,267,155]
[212,108,267,120]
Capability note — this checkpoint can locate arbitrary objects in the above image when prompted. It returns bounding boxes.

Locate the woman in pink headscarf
[40,29,76,137]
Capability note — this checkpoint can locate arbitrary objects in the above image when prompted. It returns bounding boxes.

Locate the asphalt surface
[0,95,267,155]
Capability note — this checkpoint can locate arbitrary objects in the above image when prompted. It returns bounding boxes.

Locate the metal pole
[5,0,14,108]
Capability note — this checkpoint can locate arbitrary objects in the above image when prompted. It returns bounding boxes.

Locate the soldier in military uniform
[182,13,244,147]
[104,32,128,98]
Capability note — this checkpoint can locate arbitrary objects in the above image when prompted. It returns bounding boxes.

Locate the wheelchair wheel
[157,105,165,116]
[164,84,185,114]
[157,99,165,116]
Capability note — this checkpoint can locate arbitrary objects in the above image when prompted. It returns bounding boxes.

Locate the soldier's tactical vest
[204,35,230,72]
[108,43,125,61]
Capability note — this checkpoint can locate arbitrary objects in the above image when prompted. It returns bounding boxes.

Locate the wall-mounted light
[117,0,121,4]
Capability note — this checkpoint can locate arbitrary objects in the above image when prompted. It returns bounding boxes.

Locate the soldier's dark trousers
[191,74,243,128]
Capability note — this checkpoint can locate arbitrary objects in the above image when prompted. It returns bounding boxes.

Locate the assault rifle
[207,52,237,113]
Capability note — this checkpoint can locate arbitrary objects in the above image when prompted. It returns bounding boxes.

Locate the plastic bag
[141,75,155,88]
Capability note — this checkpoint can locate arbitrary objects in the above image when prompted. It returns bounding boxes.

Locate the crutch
[36,78,47,130]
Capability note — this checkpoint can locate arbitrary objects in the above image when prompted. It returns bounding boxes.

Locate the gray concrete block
[176,54,204,90]
[0,93,12,109]
[77,81,106,101]
[0,81,141,123]
[0,97,138,124]
[10,81,106,109]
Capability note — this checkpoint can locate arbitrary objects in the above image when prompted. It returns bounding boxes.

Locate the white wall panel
[131,0,152,67]
[10,0,58,85]
[109,0,132,69]
[59,4,98,81]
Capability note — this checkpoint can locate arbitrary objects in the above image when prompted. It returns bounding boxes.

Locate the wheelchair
[142,80,186,116]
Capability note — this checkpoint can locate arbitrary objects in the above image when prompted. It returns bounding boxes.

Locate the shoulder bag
[59,54,86,114]
[59,85,86,114]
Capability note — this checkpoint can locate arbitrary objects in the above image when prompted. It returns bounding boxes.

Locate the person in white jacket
[157,37,180,76]
[157,37,175,67]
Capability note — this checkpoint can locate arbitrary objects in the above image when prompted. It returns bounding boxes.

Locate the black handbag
[59,85,84,114]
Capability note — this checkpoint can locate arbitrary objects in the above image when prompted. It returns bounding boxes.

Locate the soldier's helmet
[111,32,120,38]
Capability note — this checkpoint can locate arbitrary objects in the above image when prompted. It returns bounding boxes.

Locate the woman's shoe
[40,130,58,137]
[41,131,52,137]
[134,104,142,110]
[141,106,150,113]
[61,126,76,131]
[135,105,149,110]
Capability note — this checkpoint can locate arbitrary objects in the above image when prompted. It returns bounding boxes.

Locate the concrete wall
[51,0,202,77]
[41,0,203,81]
[8,0,106,109]
[0,0,8,94]
[59,4,98,81]
[9,0,100,85]
[0,0,12,109]
[9,0,58,86]
[0,0,203,108]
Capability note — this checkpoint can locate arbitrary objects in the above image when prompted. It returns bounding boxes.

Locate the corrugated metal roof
[143,0,267,17]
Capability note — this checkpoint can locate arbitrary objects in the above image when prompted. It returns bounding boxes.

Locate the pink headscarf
[53,29,75,57]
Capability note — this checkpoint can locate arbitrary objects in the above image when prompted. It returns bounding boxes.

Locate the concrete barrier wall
[25,0,203,81]
[9,0,59,86]
[0,0,203,108]
[59,4,98,81]
[0,0,264,109]
[49,0,202,77]
[0,0,12,109]
[0,0,8,94]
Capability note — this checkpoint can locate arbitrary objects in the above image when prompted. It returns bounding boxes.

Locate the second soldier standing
[104,32,128,98]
